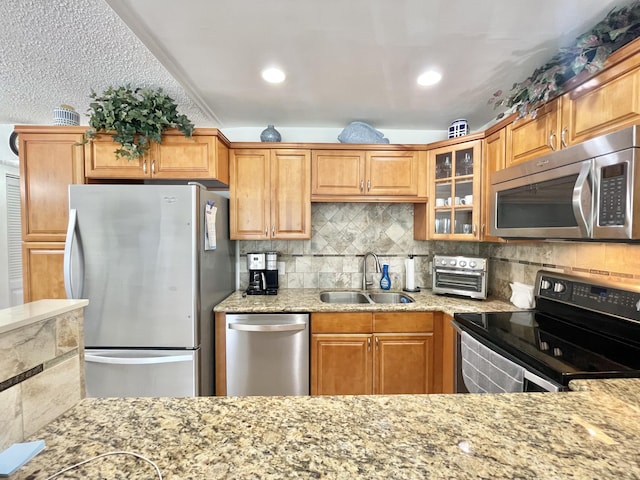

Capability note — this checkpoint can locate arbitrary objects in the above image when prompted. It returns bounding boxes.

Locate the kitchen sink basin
[368,292,415,304]
[320,291,371,304]
[319,291,415,304]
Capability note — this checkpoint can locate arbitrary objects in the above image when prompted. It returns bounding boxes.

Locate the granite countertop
[15,379,640,479]
[214,288,518,316]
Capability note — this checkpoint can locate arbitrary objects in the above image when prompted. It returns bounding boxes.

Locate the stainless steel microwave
[490,125,640,240]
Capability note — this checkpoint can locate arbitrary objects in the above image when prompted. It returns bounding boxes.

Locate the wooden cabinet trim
[311,312,373,333]
[373,312,434,332]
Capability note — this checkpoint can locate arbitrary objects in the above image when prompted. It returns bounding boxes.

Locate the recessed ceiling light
[417,70,442,86]
[261,67,286,84]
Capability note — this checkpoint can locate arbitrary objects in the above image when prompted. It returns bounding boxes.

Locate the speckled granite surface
[14,383,640,479]
[570,378,640,412]
[214,288,518,316]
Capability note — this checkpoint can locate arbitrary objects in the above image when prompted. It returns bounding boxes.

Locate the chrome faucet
[362,252,382,291]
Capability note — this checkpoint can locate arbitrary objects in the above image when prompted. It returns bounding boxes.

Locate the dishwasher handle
[228,322,307,332]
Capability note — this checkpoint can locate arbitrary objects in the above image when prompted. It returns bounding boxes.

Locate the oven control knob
[553,347,563,357]
[469,261,477,268]
[539,341,549,351]
[449,259,457,266]
[553,282,566,293]
[459,260,467,267]
[441,259,448,266]
[540,279,552,290]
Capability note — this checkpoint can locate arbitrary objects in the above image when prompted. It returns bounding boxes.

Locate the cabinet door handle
[360,180,364,192]
[375,336,379,350]
[473,224,477,237]
[265,227,268,236]
[548,131,556,151]
[143,160,147,174]
[561,127,568,148]
[367,179,371,191]
[272,225,275,236]
[367,337,371,351]
[151,160,156,175]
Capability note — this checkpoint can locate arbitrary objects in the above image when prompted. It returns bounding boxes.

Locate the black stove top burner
[453,270,640,387]
[454,309,640,386]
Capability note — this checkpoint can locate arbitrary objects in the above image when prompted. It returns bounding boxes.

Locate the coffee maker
[264,251,279,295]
[246,252,266,295]
[246,252,279,295]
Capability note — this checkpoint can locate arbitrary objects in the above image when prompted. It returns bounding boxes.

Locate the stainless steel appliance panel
[490,124,640,240]
[85,349,198,397]
[67,184,199,348]
[226,313,309,396]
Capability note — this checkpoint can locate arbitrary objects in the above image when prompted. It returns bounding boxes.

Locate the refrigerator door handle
[228,323,307,332]
[85,353,193,365]
[64,208,84,299]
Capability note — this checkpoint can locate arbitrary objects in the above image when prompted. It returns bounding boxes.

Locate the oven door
[490,159,592,239]
[433,268,486,299]
[452,321,563,393]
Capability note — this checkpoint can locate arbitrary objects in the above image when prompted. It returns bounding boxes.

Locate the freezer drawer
[226,313,310,396]
[85,349,199,398]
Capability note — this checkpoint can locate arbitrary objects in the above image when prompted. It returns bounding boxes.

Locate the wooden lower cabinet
[22,242,66,302]
[311,312,435,395]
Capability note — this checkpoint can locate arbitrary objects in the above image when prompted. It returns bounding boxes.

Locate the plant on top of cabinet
[83,85,194,160]
[490,1,640,120]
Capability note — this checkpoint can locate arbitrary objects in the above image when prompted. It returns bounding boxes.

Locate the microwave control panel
[598,163,627,226]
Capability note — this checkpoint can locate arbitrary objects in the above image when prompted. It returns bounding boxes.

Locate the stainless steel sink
[319,290,415,304]
[368,292,415,304]
[320,291,372,304]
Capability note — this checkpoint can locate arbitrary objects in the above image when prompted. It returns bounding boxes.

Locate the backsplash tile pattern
[239,202,640,301]
[239,203,485,292]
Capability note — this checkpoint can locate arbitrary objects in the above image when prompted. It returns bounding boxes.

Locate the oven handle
[434,269,484,276]
[451,320,562,393]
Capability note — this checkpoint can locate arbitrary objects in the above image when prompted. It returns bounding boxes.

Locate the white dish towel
[460,331,525,393]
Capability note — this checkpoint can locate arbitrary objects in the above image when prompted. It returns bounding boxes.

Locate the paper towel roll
[405,257,415,290]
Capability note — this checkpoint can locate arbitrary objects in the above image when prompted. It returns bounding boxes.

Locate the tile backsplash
[239,202,640,301]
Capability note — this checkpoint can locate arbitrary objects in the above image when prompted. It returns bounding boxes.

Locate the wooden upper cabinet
[366,151,419,196]
[17,127,85,242]
[84,129,230,182]
[505,98,563,167]
[230,148,311,240]
[311,148,426,201]
[312,150,365,196]
[561,52,640,146]
[482,128,506,241]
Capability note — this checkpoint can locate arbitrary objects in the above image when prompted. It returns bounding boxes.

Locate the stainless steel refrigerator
[64,183,235,397]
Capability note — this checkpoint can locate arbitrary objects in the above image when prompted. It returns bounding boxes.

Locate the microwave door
[491,160,592,239]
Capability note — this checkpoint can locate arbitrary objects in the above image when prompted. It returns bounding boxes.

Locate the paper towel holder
[403,254,421,293]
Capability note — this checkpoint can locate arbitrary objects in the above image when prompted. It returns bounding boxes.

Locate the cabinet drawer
[373,312,434,333]
[311,313,372,333]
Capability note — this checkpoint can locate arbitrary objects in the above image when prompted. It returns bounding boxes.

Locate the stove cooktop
[454,270,640,387]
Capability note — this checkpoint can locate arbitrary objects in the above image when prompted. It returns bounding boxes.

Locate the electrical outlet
[277,261,285,275]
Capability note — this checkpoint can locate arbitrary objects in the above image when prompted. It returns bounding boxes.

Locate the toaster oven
[432,255,488,299]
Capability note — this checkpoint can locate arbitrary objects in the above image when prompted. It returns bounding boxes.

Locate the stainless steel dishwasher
[225,313,309,395]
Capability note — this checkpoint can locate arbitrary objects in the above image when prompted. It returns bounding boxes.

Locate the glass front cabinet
[415,139,482,240]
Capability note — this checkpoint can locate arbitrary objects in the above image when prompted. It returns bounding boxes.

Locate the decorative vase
[380,264,391,290]
[260,124,281,142]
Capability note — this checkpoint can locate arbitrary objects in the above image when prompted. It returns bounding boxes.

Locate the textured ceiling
[0,0,631,135]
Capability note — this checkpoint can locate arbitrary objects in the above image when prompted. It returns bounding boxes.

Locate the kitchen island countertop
[15,379,640,479]
[214,288,518,316]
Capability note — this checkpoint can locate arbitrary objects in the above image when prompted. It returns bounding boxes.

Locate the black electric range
[454,271,640,389]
